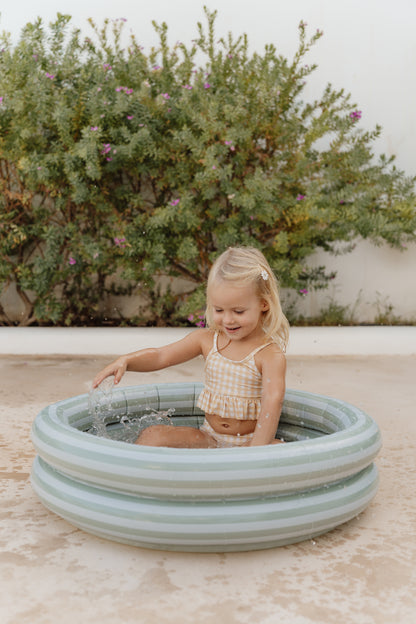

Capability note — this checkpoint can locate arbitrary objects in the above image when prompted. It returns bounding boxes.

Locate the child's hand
[92,356,128,389]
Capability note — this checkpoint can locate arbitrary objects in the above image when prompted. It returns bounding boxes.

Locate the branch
[14,285,36,326]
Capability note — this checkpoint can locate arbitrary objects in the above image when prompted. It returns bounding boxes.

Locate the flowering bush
[0,10,415,325]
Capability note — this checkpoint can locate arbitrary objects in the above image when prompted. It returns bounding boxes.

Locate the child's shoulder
[187,328,215,358]
[186,327,214,345]
[264,340,285,355]
[256,341,286,365]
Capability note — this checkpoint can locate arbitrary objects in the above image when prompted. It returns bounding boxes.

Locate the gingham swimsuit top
[197,332,273,420]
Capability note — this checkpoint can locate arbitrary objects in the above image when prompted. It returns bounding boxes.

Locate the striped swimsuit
[197,332,272,447]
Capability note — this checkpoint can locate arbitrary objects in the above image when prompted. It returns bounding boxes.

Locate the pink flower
[68,257,76,265]
[204,82,211,89]
[116,86,133,95]
[299,288,308,295]
[182,84,193,90]
[114,237,126,248]
[350,110,362,120]
[296,194,305,201]
[188,313,205,327]
[196,315,206,328]
[161,93,170,100]
[170,198,180,206]
[127,115,134,120]
[90,126,99,131]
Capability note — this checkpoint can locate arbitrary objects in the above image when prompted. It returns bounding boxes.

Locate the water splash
[88,378,115,438]
[88,380,175,443]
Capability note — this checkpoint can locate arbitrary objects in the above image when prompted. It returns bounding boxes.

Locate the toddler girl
[92,246,289,448]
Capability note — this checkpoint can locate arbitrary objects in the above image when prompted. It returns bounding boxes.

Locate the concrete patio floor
[1,328,416,624]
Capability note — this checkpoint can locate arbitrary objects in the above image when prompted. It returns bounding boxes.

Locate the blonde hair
[205,247,289,351]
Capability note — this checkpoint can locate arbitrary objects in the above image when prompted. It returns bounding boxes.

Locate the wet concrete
[1,353,415,624]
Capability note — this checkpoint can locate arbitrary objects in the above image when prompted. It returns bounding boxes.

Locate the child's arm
[92,329,207,388]
[250,346,286,446]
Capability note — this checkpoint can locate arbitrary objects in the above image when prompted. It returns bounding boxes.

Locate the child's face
[209,282,268,342]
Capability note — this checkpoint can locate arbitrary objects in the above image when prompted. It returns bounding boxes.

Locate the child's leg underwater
[135,425,217,448]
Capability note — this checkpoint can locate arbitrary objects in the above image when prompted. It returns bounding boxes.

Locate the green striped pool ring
[31,383,381,552]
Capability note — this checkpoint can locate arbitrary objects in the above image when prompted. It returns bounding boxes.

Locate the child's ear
[261,300,269,311]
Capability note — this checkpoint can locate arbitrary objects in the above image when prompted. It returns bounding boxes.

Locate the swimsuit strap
[205,331,219,358]
[242,341,274,361]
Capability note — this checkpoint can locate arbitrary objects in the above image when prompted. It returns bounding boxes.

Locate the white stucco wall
[293,240,416,322]
[1,0,415,322]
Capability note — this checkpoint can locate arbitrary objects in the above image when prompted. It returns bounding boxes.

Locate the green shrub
[1,9,415,325]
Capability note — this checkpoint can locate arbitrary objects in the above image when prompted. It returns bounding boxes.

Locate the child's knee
[135,425,166,446]
[135,424,215,448]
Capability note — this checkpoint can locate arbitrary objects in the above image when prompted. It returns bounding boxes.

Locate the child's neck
[218,329,267,358]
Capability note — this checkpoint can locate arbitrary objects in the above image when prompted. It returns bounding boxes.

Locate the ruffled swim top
[197,332,273,420]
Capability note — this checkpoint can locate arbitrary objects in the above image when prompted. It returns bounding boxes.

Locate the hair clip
[260,270,269,281]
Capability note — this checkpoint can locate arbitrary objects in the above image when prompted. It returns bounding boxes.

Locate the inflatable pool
[31,383,381,552]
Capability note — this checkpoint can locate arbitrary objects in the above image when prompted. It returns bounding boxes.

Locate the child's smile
[225,325,241,334]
